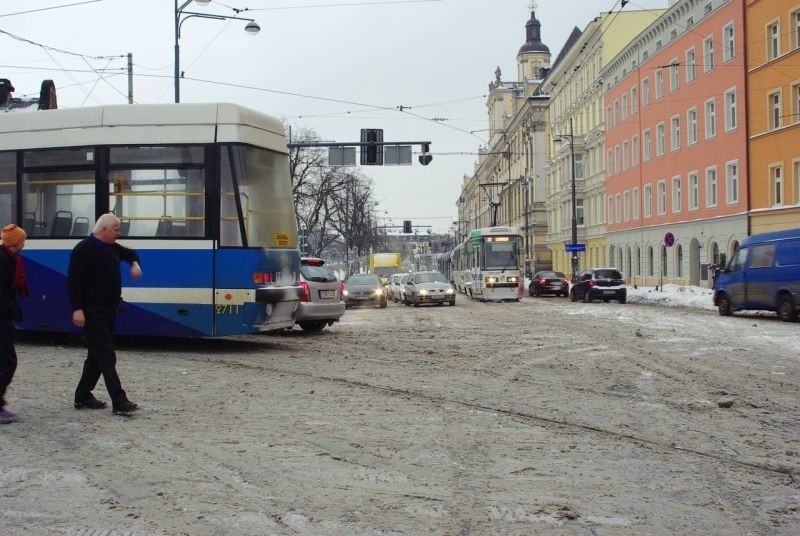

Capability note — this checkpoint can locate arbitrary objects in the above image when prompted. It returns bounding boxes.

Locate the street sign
[565,243,586,252]
[664,232,675,247]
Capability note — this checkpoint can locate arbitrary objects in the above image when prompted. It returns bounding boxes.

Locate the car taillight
[299,281,311,302]
[339,282,344,300]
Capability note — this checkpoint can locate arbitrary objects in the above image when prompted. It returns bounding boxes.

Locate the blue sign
[565,243,586,252]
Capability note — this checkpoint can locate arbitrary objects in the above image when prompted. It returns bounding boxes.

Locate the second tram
[449,226,524,301]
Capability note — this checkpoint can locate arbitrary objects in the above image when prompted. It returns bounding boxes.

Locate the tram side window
[109,146,205,238]
[0,152,16,225]
[220,144,297,248]
[22,148,96,237]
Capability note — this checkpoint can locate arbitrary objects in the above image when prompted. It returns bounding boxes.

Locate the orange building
[745,0,800,233]
[602,0,748,287]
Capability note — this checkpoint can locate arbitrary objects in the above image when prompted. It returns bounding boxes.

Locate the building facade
[602,0,748,287]
[541,9,664,279]
[745,0,800,234]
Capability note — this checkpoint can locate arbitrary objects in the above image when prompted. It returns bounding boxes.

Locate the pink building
[602,0,748,286]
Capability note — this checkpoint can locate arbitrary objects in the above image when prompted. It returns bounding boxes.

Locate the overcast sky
[2,0,668,234]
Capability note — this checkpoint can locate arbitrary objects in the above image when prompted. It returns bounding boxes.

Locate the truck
[369,253,403,285]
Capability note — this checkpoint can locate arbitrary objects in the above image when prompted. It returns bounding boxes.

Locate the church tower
[516,1,550,83]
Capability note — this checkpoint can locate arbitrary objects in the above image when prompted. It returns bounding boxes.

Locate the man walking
[68,213,142,415]
[0,224,29,423]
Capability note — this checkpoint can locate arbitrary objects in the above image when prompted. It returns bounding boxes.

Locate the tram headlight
[485,276,497,284]
[507,276,519,283]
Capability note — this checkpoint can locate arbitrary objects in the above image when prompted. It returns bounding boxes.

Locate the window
[631,86,638,114]
[794,83,800,123]
[687,16,694,28]
[642,78,650,106]
[608,196,614,224]
[614,100,621,125]
[672,175,682,213]
[633,187,640,220]
[574,153,584,179]
[768,21,781,60]
[607,149,614,176]
[655,68,664,99]
[686,47,696,83]
[576,198,585,225]
[703,36,714,72]
[615,194,622,223]
[795,160,800,204]
[632,135,639,166]
[794,10,800,50]
[643,130,652,161]
[670,60,679,91]
[689,171,699,210]
[624,190,630,221]
[723,22,735,62]
[687,107,698,145]
[622,94,628,121]
[705,98,717,138]
[770,91,782,130]
[726,161,739,204]
[0,153,16,225]
[644,184,653,218]
[676,244,684,278]
[671,116,681,151]
[623,140,629,170]
[706,166,718,207]
[606,106,613,127]
[725,89,737,131]
[772,165,784,206]
[657,180,666,215]
[615,145,621,175]
[657,122,665,156]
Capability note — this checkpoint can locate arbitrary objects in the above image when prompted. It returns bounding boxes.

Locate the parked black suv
[569,268,627,304]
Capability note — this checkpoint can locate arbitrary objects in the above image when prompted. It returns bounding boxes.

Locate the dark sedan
[569,268,627,304]
[528,270,570,297]
[343,274,388,308]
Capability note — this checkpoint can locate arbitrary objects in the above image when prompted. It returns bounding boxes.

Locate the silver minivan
[295,257,346,331]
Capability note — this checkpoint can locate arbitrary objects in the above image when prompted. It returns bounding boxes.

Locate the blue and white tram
[451,226,524,301]
[0,103,303,337]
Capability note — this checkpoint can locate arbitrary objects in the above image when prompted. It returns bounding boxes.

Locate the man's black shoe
[74,398,108,410]
[112,401,138,415]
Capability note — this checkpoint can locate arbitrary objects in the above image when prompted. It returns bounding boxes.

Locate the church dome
[518,11,550,55]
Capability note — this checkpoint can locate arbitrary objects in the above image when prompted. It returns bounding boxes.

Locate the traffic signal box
[360,128,384,166]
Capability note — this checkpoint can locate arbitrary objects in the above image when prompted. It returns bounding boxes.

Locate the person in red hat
[0,223,29,424]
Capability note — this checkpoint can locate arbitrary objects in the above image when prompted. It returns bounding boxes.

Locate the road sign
[664,232,675,247]
[565,243,586,252]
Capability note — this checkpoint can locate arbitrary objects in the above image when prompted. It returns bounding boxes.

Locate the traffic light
[419,142,432,166]
[360,128,384,165]
[403,220,412,233]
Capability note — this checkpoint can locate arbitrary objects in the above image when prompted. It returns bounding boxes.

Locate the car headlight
[374,288,384,296]
[342,289,349,296]
[419,289,429,295]
[445,288,454,294]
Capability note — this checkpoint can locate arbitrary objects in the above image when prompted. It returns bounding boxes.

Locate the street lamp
[174,0,260,103]
[553,117,579,283]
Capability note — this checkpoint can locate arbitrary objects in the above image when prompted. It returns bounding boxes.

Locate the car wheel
[570,289,578,302]
[413,300,420,307]
[777,294,797,322]
[618,295,627,304]
[299,321,326,332]
[449,300,455,306]
[717,293,732,316]
[583,290,592,303]
[528,286,534,297]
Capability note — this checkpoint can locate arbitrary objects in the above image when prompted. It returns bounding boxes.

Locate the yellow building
[746,0,800,233]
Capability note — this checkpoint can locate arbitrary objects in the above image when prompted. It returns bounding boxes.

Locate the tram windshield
[482,237,519,270]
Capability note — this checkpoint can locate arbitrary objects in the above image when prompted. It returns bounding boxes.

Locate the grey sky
[2,0,667,233]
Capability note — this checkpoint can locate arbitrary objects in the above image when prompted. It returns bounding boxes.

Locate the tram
[0,103,302,337]
[449,226,524,301]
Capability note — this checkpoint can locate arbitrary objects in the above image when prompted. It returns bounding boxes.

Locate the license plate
[603,290,616,295]
[319,290,335,299]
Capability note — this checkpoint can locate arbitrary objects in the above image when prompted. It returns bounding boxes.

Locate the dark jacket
[68,236,140,311]
[0,246,22,322]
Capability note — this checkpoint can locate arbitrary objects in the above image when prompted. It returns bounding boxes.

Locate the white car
[404,271,456,307]
[389,273,410,303]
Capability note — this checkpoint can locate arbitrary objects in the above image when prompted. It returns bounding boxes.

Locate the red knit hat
[1,224,27,247]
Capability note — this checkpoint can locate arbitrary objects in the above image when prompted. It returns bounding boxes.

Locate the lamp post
[520,176,530,276]
[174,0,260,103]
[554,117,578,283]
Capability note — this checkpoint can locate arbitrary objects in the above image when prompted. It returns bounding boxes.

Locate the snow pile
[626,283,716,311]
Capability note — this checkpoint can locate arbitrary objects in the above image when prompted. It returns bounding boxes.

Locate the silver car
[295,257,346,331]
[404,271,456,307]
[389,273,410,303]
